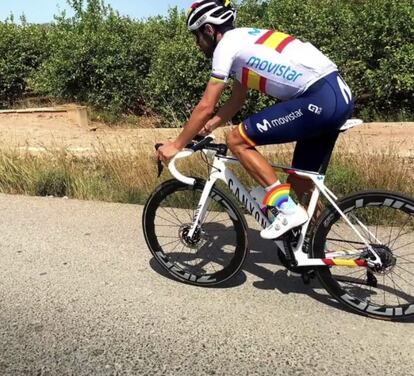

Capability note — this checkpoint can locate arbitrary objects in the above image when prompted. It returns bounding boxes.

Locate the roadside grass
[0,143,412,206]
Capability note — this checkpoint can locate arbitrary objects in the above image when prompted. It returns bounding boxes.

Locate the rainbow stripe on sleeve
[263,183,291,208]
[210,73,227,84]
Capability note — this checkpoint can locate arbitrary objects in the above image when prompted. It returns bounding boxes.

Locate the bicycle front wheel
[312,190,414,320]
[142,179,248,286]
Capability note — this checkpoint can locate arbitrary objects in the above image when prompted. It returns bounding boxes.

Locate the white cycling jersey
[211,28,338,100]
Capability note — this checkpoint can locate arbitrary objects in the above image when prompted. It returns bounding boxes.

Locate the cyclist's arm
[205,80,248,130]
[174,80,226,149]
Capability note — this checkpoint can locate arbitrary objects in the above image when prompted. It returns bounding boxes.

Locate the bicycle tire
[311,190,414,320]
[142,178,248,286]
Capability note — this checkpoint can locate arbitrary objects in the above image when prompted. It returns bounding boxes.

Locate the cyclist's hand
[156,141,180,164]
[199,119,217,136]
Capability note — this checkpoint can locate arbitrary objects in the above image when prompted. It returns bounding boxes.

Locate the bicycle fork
[187,175,218,240]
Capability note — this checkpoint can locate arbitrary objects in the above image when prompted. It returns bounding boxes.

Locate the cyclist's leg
[288,73,354,219]
[227,71,353,238]
[234,73,353,193]
[226,129,278,187]
[227,95,332,238]
[226,97,333,187]
[228,83,338,188]
[288,131,340,223]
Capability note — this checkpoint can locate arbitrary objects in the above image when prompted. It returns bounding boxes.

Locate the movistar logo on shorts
[256,109,303,133]
[247,56,303,82]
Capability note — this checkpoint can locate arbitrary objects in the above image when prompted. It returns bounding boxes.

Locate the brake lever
[192,136,214,151]
[155,143,164,177]
[193,134,205,142]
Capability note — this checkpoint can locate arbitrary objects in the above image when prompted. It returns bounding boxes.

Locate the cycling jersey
[211,28,338,100]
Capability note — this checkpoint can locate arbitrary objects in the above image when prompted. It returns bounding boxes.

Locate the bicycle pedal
[301,270,316,285]
[286,270,302,278]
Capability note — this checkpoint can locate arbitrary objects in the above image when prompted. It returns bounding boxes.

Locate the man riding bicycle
[156,0,354,240]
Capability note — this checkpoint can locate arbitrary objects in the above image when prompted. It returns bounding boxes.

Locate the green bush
[145,0,413,123]
[0,0,412,122]
[33,0,152,115]
[237,0,414,121]
[0,20,49,107]
[143,25,211,124]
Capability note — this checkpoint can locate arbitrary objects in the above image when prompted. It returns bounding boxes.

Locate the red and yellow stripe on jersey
[241,68,266,93]
[256,30,296,53]
[242,30,296,94]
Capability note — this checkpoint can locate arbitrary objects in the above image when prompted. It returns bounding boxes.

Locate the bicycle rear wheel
[142,179,248,286]
[312,190,414,320]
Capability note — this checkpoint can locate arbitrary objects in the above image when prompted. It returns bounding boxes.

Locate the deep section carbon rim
[312,191,414,319]
[143,179,248,286]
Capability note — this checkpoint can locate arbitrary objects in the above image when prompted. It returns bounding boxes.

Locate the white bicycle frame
[167,122,382,268]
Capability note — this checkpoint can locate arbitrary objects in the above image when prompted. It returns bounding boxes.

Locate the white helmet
[187,0,236,32]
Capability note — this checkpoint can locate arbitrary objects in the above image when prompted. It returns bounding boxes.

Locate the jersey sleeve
[211,35,239,83]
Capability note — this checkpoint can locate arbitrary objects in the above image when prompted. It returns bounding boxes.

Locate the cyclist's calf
[288,174,323,223]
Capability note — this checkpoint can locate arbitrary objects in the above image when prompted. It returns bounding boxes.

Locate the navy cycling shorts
[239,71,354,172]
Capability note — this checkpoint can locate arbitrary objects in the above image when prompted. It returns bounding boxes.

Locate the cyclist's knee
[226,125,251,153]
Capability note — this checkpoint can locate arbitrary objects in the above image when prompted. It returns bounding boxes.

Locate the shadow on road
[243,228,350,313]
[147,226,414,322]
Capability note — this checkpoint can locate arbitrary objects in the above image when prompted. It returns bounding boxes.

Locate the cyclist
[156,0,354,239]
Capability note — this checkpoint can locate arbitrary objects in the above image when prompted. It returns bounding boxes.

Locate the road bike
[142,119,414,320]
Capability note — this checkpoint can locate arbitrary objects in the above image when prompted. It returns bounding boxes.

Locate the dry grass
[0,141,412,205]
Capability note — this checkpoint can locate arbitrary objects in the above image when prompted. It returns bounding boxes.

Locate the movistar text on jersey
[256,109,303,133]
[247,56,303,82]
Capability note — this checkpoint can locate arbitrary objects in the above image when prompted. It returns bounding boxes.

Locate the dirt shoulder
[0,112,413,158]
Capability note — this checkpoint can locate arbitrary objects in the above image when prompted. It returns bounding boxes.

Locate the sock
[262,183,297,214]
[265,180,281,192]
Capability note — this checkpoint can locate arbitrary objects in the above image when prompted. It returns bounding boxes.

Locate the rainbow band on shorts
[238,123,256,147]
[263,183,291,208]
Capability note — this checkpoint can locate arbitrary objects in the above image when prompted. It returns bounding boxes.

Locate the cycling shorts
[239,71,354,172]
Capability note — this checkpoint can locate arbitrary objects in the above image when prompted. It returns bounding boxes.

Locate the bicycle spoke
[388,219,411,249]
[205,210,229,225]
[329,226,365,252]
[386,273,402,306]
[397,252,414,258]
[156,212,182,226]
[347,213,377,244]
[393,240,414,252]
[386,212,398,247]
[160,206,185,225]
[170,206,187,225]
[155,224,181,227]
[160,239,181,248]
[325,237,365,246]
[390,271,414,294]
[395,264,414,279]
[390,233,414,252]
[335,270,368,287]
[335,267,369,278]
[394,255,414,263]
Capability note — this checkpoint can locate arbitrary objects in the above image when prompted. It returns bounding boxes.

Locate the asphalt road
[0,194,413,376]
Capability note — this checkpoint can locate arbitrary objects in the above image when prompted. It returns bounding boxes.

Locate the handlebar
[155,135,227,184]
